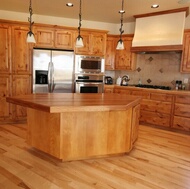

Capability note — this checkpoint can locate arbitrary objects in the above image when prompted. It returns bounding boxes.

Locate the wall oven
[75,74,104,93]
[75,55,105,73]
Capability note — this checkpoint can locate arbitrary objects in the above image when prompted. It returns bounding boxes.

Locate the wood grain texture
[0,123,189,189]
[26,107,136,161]
[6,93,141,113]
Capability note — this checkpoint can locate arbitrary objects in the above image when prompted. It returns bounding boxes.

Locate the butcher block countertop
[6,93,141,161]
[6,93,141,113]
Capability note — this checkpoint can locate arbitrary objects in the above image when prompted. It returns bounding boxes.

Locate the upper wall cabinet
[0,24,11,74]
[105,35,136,71]
[181,30,190,73]
[75,31,107,56]
[105,36,116,70]
[34,26,75,50]
[11,25,32,74]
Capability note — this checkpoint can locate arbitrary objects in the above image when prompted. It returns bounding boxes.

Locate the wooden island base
[7,93,141,161]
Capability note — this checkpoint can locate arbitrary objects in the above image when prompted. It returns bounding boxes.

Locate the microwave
[75,55,105,73]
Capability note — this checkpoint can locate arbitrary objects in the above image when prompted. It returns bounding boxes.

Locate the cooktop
[135,84,171,90]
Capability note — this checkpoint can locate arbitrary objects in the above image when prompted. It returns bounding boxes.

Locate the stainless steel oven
[75,55,105,74]
[75,74,104,93]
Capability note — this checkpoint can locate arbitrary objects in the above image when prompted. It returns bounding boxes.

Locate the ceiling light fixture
[26,0,36,43]
[151,4,159,8]
[116,0,125,50]
[75,0,84,47]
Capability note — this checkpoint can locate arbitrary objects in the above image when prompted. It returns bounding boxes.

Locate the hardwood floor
[0,123,189,189]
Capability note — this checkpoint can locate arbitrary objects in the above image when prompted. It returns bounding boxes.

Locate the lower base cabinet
[173,95,190,132]
[140,110,171,127]
[106,86,190,133]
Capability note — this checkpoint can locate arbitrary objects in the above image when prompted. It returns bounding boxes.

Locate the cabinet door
[12,25,32,74]
[12,75,31,120]
[114,88,131,94]
[0,75,10,119]
[0,24,11,74]
[105,36,115,70]
[75,31,90,55]
[91,33,106,56]
[34,27,54,48]
[141,99,172,114]
[180,31,190,73]
[55,29,74,49]
[140,110,171,127]
[173,116,190,132]
[115,36,136,70]
[131,104,140,144]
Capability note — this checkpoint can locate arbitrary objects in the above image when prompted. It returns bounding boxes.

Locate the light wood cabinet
[34,26,75,49]
[11,25,32,74]
[180,30,190,73]
[104,85,114,93]
[105,35,136,71]
[34,27,54,48]
[75,31,107,56]
[105,36,116,70]
[131,104,140,144]
[11,75,31,120]
[115,36,136,70]
[55,29,74,49]
[0,24,11,74]
[173,95,190,131]
[113,87,173,128]
[0,75,11,120]
[114,88,131,95]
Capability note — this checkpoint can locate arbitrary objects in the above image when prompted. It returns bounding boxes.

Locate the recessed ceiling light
[151,4,159,8]
[66,3,73,7]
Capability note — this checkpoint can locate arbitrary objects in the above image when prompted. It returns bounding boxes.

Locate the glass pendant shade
[76,36,84,47]
[27,32,36,43]
[116,39,124,50]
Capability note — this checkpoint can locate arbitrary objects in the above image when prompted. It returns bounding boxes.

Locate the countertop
[6,93,141,113]
[105,84,190,95]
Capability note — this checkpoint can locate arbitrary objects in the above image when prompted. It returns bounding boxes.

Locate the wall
[106,52,190,90]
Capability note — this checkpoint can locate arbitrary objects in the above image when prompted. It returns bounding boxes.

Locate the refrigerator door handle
[48,61,55,93]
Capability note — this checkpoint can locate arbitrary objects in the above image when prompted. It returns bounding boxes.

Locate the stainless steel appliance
[105,76,113,85]
[33,49,74,93]
[75,55,105,73]
[75,74,104,93]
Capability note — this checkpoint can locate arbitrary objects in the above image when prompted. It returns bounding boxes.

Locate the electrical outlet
[184,78,189,84]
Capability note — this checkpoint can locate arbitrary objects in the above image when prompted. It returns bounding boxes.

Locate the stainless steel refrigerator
[33,49,74,93]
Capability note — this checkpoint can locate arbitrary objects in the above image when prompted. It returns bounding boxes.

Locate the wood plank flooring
[0,123,189,189]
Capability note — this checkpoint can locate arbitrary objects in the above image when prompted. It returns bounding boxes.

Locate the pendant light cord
[77,0,82,38]
[28,0,34,35]
[119,0,125,41]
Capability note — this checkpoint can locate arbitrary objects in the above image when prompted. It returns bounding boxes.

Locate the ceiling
[1,0,190,23]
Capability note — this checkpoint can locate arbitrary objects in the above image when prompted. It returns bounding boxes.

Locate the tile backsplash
[105,52,190,90]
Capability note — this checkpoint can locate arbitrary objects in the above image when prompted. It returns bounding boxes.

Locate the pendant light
[27,0,36,43]
[116,0,125,50]
[76,0,84,47]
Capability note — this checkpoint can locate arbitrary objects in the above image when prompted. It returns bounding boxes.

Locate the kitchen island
[6,93,141,161]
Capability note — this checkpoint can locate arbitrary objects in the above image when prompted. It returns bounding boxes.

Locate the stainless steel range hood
[131,8,189,53]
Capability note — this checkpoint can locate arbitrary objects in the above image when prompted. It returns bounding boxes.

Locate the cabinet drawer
[174,103,190,117]
[131,91,150,99]
[140,110,170,127]
[141,99,172,114]
[114,89,131,95]
[173,116,190,132]
[175,95,190,104]
[150,93,173,102]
